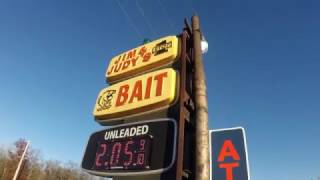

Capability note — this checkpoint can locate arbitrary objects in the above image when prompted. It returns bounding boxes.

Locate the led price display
[93,136,152,170]
[82,119,177,176]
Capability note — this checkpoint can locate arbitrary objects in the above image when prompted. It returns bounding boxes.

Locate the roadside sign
[209,127,250,180]
[94,68,178,123]
[106,36,180,83]
[82,118,177,177]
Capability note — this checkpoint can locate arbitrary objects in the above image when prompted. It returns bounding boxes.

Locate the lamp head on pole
[201,35,208,54]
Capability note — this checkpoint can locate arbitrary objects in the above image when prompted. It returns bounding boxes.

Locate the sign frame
[209,127,251,180]
[81,118,177,177]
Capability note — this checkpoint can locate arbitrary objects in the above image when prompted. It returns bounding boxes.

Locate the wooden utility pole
[192,15,209,180]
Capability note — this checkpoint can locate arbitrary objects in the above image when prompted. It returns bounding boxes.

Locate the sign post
[82,16,210,180]
[209,127,250,180]
[83,31,188,180]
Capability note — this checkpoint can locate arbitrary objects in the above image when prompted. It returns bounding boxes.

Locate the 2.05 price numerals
[93,136,152,170]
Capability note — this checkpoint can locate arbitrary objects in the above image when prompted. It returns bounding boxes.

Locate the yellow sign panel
[106,36,180,83]
[94,68,177,121]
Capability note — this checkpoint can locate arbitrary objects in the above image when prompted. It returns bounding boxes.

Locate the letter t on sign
[218,162,239,180]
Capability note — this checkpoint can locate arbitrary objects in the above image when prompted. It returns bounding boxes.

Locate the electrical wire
[115,0,143,39]
[135,0,158,37]
[156,0,177,32]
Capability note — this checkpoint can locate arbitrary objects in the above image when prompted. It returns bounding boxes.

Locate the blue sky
[0,0,319,179]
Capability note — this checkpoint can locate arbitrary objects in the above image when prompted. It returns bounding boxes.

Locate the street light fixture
[201,35,208,54]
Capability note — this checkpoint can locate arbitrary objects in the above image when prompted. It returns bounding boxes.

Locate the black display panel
[82,119,177,176]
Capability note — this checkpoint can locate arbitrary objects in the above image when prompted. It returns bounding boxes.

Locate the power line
[135,0,157,37]
[156,0,177,32]
[115,0,143,39]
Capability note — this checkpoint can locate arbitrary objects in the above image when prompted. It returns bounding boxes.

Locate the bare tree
[0,139,95,180]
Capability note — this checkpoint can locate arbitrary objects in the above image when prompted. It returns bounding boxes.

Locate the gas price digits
[93,136,152,170]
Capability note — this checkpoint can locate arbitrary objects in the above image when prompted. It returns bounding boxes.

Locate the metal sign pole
[175,30,189,180]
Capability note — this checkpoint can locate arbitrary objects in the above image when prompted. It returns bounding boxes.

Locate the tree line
[0,138,108,180]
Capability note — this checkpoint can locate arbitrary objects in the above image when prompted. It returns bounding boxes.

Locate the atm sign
[94,68,177,122]
[106,36,179,83]
[210,128,250,180]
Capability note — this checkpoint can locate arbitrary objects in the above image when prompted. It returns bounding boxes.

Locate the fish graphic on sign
[96,90,116,112]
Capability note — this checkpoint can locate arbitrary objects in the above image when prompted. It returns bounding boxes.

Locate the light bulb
[201,35,208,54]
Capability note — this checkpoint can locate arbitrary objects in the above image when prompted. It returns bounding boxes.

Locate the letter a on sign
[209,127,250,180]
